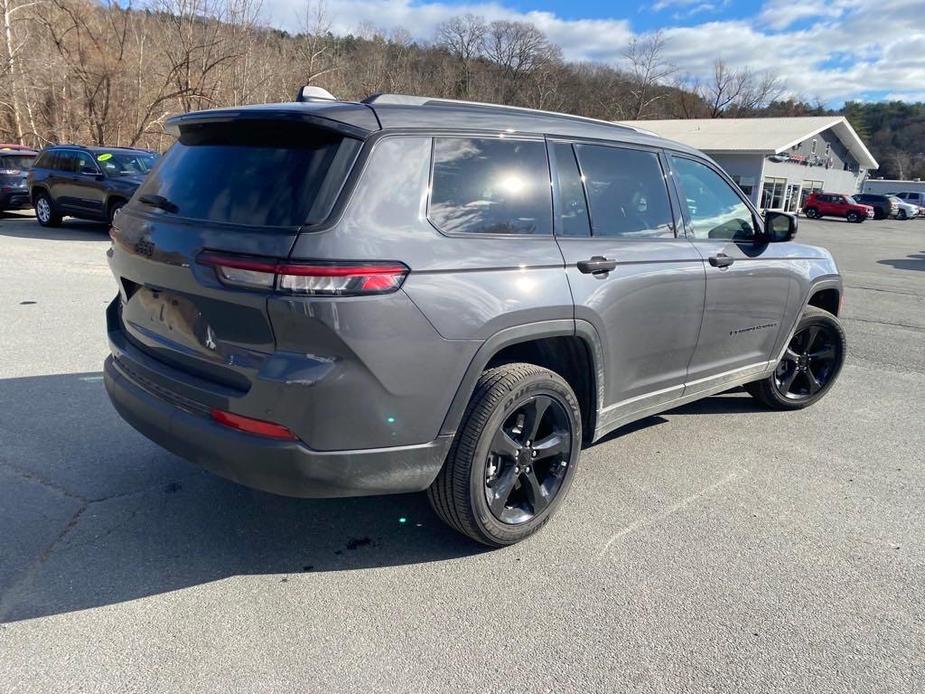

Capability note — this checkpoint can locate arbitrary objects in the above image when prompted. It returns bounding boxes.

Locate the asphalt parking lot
[0,211,922,693]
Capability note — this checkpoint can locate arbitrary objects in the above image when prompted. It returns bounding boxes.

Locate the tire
[804,207,819,219]
[745,306,846,411]
[427,363,582,547]
[847,212,861,223]
[34,191,61,227]
[108,198,126,224]
[898,209,908,221]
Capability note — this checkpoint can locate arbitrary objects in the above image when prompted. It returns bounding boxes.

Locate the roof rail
[361,93,642,132]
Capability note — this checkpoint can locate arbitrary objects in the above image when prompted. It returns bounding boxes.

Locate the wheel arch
[30,185,50,205]
[106,194,128,216]
[807,285,841,317]
[439,320,603,447]
[773,275,843,363]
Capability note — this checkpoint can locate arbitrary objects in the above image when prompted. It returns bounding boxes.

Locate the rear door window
[135,121,360,227]
[573,144,674,238]
[56,152,79,173]
[429,137,552,235]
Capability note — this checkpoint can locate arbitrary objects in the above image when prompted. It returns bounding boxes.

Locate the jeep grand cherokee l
[29,145,157,226]
[104,93,847,546]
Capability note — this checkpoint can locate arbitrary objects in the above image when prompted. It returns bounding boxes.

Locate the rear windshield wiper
[138,194,178,213]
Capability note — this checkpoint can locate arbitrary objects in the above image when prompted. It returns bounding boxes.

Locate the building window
[730,174,755,198]
[761,177,787,209]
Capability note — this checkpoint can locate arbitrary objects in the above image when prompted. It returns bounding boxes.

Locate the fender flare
[772,274,843,363]
[438,319,605,439]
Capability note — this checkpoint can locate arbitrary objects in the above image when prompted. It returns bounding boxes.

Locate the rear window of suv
[134,121,360,227]
[429,137,552,235]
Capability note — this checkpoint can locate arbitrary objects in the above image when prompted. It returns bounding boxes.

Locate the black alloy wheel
[745,306,845,411]
[427,362,582,547]
[484,394,573,525]
[774,324,841,401]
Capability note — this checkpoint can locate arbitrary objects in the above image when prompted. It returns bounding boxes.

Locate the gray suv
[104,93,846,546]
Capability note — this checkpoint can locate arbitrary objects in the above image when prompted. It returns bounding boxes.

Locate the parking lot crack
[0,504,87,622]
[0,459,88,505]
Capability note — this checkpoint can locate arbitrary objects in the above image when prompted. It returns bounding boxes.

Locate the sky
[261,0,925,106]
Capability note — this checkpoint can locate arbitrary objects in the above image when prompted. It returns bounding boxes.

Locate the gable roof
[619,116,878,169]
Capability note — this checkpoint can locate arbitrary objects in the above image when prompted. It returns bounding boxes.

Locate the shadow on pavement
[877,252,925,272]
[0,213,109,241]
[0,374,770,623]
[0,372,485,624]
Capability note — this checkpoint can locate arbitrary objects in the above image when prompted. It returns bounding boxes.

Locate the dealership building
[621,116,878,212]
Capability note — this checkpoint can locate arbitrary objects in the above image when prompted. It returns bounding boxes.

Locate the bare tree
[435,13,485,99]
[483,20,559,103]
[296,0,337,88]
[623,30,675,119]
[701,59,784,118]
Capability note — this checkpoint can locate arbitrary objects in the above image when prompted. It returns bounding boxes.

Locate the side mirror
[762,210,798,242]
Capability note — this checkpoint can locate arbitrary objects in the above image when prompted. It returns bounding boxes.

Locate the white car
[889,196,919,220]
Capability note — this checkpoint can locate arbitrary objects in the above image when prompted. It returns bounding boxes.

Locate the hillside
[0,0,920,179]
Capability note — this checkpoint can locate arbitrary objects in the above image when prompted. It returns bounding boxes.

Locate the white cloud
[261,0,925,105]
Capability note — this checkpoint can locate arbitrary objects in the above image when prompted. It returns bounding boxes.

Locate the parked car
[895,191,925,215]
[103,93,847,546]
[802,192,874,223]
[0,148,37,212]
[0,143,37,152]
[28,145,157,227]
[895,191,925,204]
[853,193,896,220]
[887,196,919,220]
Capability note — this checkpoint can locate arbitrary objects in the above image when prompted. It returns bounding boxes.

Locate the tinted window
[95,151,157,177]
[135,121,356,227]
[56,152,79,173]
[574,144,674,238]
[552,143,590,237]
[429,137,551,235]
[75,151,97,172]
[0,154,35,170]
[671,156,755,241]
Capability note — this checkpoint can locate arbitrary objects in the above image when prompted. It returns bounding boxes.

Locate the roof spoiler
[296,86,337,102]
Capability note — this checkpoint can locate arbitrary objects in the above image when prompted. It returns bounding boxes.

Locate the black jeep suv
[28,145,157,226]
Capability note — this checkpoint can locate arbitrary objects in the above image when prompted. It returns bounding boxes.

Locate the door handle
[708,253,735,268]
[577,256,617,275]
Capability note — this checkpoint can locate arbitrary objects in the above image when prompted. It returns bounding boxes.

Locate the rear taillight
[210,408,298,440]
[197,252,409,296]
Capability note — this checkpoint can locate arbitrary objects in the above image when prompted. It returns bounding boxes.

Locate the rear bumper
[104,354,452,498]
[0,190,30,210]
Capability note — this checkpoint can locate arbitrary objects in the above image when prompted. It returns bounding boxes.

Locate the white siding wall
[863,179,925,195]
[763,160,863,196]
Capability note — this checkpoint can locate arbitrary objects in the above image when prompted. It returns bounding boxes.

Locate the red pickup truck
[803,192,874,223]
